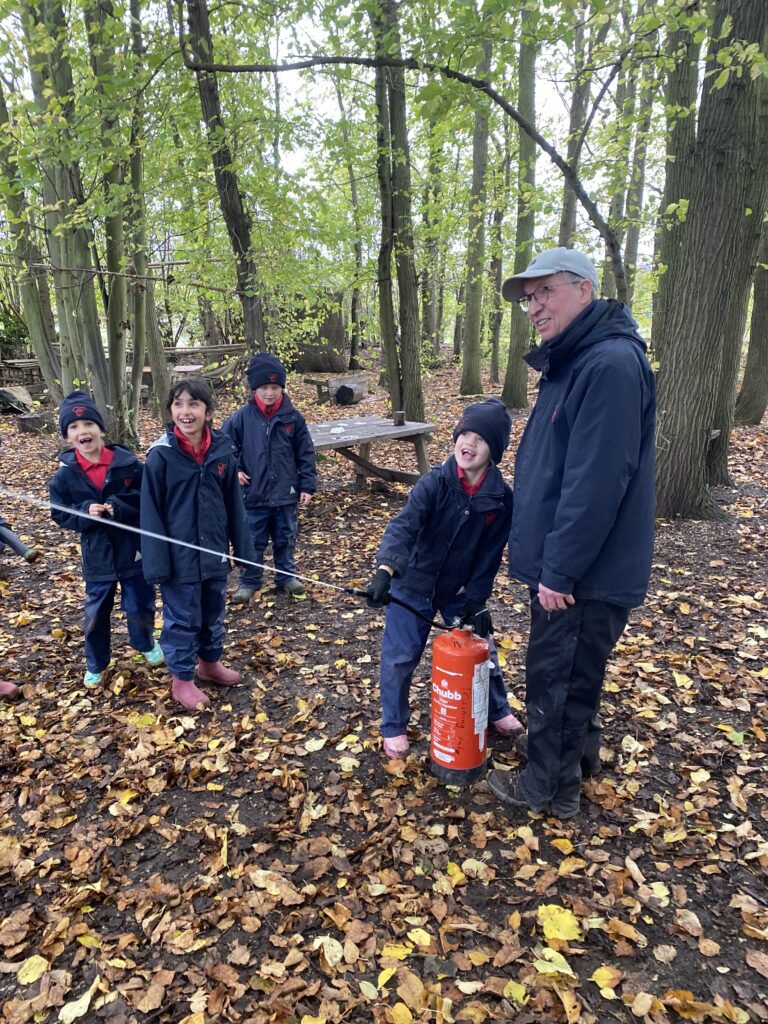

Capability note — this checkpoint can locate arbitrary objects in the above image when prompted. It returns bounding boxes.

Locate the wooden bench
[309,416,435,490]
[304,372,368,405]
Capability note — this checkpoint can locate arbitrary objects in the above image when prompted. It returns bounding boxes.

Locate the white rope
[0,483,356,594]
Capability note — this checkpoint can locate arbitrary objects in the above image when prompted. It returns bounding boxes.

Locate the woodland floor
[0,365,766,1024]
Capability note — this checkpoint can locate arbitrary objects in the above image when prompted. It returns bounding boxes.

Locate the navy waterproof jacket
[140,427,251,584]
[221,394,317,509]
[49,446,145,583]
[378,455,513,609]
[509,298,656,608]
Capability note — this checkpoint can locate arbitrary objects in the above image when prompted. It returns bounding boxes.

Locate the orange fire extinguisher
[430,625,491,786]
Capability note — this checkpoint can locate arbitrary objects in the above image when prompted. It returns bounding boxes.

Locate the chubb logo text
[433,682,461,701]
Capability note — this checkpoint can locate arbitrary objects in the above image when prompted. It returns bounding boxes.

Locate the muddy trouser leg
[239,507,271,589]
[379,588,432,738]
[120,575,157,654]
[520,592,629,816]
[0,523,32,559]
[84,580,117,674]
[197,578,228,663]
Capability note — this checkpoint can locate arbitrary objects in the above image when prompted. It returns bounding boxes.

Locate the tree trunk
[127,0,148,437]
[86,0,130,441]
[145,278,172,411]
[735,226,768,424]
[371,63,401,412]
[0,84,63,402]
[453,278,465,360]
[333,76,365,371]
[655,0,768,518]
[379,0,423,422]
[502,33,536,410]
[186,0,265,347]
[421,119,442,358]
[460,37,492,396]
[487,130,510,386]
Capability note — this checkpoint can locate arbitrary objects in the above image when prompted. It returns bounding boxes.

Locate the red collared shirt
[173,425,212,465]
[254,393,284,418]
[457,465,489,497]
[75,445,114,492]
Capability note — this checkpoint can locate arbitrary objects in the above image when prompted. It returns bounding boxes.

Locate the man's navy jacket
[49,446,145,582]
[140,427,251,585]
[221,394,317,509]
[378,455,513,610]
[509,298,656,608]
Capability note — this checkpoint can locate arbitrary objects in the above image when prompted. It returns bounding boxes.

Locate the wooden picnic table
[308,416,436,489]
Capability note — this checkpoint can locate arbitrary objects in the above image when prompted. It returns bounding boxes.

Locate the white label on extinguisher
[472,660,490,749]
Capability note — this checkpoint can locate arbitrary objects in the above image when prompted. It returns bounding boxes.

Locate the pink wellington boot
[171,676,210,709]
[0,680,21,699]
[196,660,241,686]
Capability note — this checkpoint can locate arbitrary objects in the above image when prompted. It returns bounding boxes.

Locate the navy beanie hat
[59,390,106,437]
[453,398,511,465]
[247,353,287,390]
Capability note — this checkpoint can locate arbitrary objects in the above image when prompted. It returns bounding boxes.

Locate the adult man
[488,247,656,819]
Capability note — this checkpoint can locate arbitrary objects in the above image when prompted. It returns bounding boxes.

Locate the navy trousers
[239,504,298,588]
[84,576,156,674]
[160,578,227,679]
[379,585,513,737]
[520,592,629,816]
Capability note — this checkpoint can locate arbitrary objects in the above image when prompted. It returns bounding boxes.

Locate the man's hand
[461,600,492,637]
[538,583,575,612]
[238,471,251,486]
[299,492,312,507]
[366,567,393,608]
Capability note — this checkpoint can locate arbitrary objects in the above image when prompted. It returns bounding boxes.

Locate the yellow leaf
[206,781,224,791]
[390,1005,413,1024]
[689,769,710,788]
[537,904,582,942]
[59,978,99,1023]
[558,988,583,1023]
[118,789,139,806]
[467,950,491,966]
[533,947,576,977]
[76,934,101,949]
[304,737,327,752]
[558,857,587,877]
[551,838,574,854]
[378,967,397,989]
[301,1017,327,1024]
[360,981,378,1000]
[502,979,528,1004]
[589,964,622,997]
[17,955,49,984]
[406,928,431,947]
[381,942,413,961]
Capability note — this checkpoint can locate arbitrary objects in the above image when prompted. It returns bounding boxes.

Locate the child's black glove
[366,568,392,607]
[461,600,492,637]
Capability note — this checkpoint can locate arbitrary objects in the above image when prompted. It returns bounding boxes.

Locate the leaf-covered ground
[1,367,766,1024]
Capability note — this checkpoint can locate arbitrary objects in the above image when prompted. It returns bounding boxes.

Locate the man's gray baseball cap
[501,247,599,302]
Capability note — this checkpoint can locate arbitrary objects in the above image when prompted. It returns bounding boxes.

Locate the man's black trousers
[519,591,629,816]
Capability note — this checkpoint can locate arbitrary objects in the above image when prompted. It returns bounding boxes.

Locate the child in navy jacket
[141,378,251,709]
[49,390,162,688]
[221,353,316,602]
[366,399,523,759]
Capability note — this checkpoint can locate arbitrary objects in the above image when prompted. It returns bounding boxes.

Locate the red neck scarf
[75,445,114,491]
[457,465,489,497]
[254,393,283,419]
[173,425,211,465]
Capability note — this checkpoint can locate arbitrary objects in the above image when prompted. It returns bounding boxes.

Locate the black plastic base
[430,757,487,787]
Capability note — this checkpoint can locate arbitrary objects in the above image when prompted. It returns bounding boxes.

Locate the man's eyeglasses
[516,280,579,311]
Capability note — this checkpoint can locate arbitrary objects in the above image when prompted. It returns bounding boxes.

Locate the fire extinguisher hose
[343,587,453,630]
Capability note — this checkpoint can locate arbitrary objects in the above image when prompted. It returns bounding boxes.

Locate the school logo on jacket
[283,423,294,435]
[123,478,133,488]
[485,511,498,527]
[217,463,227,476]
